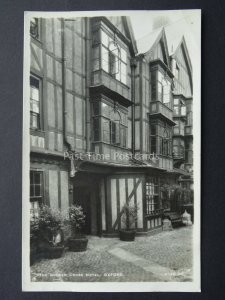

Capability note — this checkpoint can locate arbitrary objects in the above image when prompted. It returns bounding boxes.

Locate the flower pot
[68,236,88,252]
[119,230,136,241]
[44,245,64,259]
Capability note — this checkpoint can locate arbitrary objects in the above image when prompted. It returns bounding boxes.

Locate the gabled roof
[122,16,138,55]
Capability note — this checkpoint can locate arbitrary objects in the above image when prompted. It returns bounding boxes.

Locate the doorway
[73,172,100,235]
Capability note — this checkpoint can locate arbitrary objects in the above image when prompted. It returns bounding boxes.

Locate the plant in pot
[65,204,88,252]
[30,211,40,265]
[38,205,64,259]
[119,203,139,241]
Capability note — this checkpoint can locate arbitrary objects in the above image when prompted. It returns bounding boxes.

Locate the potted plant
[65,205,88,252]
[30,212,39,265]
[119,203,139,241]
[38,205,64,259]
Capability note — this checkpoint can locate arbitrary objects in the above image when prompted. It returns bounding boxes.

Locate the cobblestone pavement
[31,226,193,282]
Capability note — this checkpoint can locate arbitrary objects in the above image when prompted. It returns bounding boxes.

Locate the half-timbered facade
[29,17,193,237]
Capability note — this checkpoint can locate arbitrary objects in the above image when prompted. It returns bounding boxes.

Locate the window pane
[102,119,110,143]
[93,118,100,141]
[174,98,179,105]
[174,106,179,115]
[101,46,109,72]
[35,185,41,197]
[101,30,108,46]
[34,172,40,184]
[163,85,170,104]
[30,113,38,129]
[101,102,110,118]
[120,126,126,147]
[121,48,127,63]
[181,106,186,116]
[30,185,34,197]
[109,52,117,75]
[31,100,39,113]
[30,87,39,101]
[93,102,100,115]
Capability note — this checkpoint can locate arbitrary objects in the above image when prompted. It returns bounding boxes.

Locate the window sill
[30,129,45,137]
[93,69,130,89]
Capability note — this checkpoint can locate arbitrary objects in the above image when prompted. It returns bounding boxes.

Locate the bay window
[92,100,127,148]
[94,30,127,84]
[173,98,186,116]
[150,122,172,156]
[173,138,185,158]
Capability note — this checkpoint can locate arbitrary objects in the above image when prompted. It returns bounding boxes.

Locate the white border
[22,10,201,292]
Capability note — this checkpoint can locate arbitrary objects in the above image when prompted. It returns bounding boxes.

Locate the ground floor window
[30,170,43,217]
[146,177,160,214]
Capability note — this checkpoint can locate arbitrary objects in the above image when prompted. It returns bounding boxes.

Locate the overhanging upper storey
[90,17,137,103]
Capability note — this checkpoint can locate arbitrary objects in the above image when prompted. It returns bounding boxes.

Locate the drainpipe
[85,17,91,153]
[130,57,137,155]
[61,18,71,151]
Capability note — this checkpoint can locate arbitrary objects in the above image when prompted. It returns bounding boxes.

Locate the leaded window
[30,76,41,130]
[146,177,159,214]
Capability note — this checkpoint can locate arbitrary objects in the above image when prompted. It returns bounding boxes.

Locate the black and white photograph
[22,10,201,292]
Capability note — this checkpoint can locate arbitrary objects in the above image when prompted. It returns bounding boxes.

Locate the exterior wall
[101,174,145,234]
[30,157,70,211]
[100,172,167,235]
[30,18,87,154]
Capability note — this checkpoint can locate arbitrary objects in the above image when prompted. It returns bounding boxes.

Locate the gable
[144,29,170,68]
[106,16,137,55]
[174,44,192,96]
[151,40,168,64]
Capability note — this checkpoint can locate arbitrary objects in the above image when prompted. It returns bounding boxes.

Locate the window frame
[150,121,172,157]
[30,74,42,131]
[92,99,128,148]
[30,170,44,203]
[100,29,128,85]
[146,177,160,215]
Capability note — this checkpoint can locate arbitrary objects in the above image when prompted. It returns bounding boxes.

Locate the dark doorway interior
[73,172,100,235]
[73,186,91,234]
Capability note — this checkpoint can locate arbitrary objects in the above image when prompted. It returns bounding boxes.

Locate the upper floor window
[174,120,185,135]
[150,122,172,157]
[173,98,186,116]
[92,101,127,148]
[101,30,127,85]
[173,138,185,158]
[30,18,40,40]
[158,72,171,107]
[30,76,41,130]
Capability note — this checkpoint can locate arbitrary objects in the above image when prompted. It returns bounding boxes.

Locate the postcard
[22,9,201,292]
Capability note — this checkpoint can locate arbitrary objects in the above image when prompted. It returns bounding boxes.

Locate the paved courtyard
[31,226,193,282]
